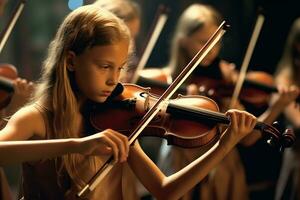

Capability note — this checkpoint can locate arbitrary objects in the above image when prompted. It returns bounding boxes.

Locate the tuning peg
[267,136,276,147]
[281,128,296,148]
[272,121,284,134]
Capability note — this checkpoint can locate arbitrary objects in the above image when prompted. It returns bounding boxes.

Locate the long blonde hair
[276,18,300,86]
[168,4,222,78]
[32,5,130,187]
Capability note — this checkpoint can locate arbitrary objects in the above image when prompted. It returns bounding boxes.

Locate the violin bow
[77,21,228,197]
[229,11,265,108]
[131,5,169,84]
[0,0,27,54]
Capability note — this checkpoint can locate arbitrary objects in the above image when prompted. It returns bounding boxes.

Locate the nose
[106,69,119,86]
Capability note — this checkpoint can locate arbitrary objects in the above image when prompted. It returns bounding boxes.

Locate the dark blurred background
[1,0,300,80]
[0,0,299,198]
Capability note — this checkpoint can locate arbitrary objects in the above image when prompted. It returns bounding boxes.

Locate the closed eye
[97,63,111,70]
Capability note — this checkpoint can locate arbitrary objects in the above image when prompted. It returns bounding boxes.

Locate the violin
[89,83,295,149]
[137,67,300,107]
[0,0,27,109]
[0,64,17,109]
[189,70,277,106]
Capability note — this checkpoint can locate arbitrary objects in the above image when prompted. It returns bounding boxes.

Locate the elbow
[151,185,181,200]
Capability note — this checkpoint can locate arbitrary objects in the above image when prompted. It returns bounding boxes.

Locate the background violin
[137,68,300,107]
[0,64,17,109]
[0,0,26,108]
[0,0,31,110]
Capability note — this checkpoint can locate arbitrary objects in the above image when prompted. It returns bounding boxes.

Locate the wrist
[269,101,284,116]
[219,129,237,156]
[66,138,81,154]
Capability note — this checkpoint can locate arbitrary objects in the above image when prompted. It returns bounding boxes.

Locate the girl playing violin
[156,3,299,200]
[275,17,300,200]
[0,69,34,200]
[0,4,258,200]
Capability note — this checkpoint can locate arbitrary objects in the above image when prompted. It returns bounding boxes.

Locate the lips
[101,91,112,96]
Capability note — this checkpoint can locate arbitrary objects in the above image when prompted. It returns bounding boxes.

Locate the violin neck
[167,102,266,132]
[0,77,14,92]
[243,79,277,93]
[244,79,300,103]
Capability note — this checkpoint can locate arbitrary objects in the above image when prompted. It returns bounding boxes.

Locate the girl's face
[69,40,129,103]
[183,22,221,66]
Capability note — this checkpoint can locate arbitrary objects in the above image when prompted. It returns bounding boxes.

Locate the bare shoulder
[0,104,47,141]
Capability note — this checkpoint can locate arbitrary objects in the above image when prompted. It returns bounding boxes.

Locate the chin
[90,96,108,103]
[98,97,108,103]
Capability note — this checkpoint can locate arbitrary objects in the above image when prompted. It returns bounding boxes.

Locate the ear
[66,51,76,72]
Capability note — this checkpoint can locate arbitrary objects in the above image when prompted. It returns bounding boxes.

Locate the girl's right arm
[0,106,129,166]
[0,131,128,166]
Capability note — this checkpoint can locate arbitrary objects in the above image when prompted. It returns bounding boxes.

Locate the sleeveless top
[21,104,71,200]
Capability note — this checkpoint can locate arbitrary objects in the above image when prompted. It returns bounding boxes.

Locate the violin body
[90,84,220,148]
[191,70,275,106]
[138,67,280,107]
[137,68,174,95]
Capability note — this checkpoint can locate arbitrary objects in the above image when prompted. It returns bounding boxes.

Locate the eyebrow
[94,59,129,66]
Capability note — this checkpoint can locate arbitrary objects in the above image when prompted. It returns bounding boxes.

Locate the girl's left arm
[127,138,230,200]
[127,109,256,200]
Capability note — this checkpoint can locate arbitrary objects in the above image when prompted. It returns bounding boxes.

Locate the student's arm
[283,102,300,128]
[241,83,300,146]
[0,139,78,165]
[277,75,300,127]
[0,106,129,166]
[128,109,256,200]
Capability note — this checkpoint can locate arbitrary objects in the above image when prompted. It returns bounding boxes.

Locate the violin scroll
[281,128,295,149]
[263,121,295,151]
